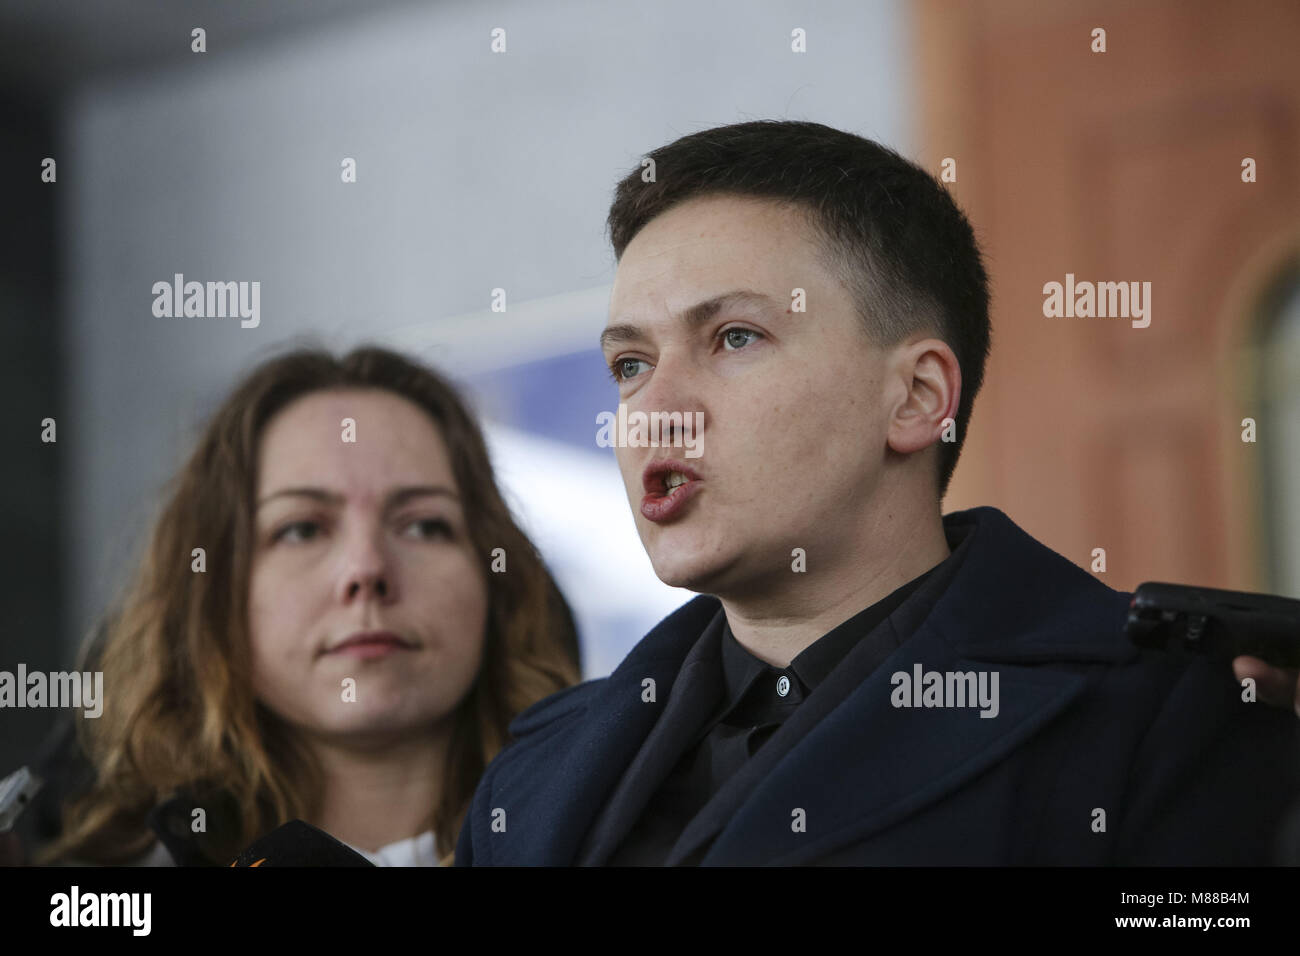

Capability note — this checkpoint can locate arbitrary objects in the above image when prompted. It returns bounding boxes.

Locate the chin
[648,548,733,595]
[318,689,439,728]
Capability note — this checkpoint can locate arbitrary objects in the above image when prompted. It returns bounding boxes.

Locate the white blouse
[344,830,439,867]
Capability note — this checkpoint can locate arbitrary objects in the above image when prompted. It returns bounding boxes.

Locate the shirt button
[776,675,791,697]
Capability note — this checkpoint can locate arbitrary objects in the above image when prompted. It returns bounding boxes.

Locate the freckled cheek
[247,563,321,669]
[246,593,294,706]
[435,587,488,648]
[406,551,489,645]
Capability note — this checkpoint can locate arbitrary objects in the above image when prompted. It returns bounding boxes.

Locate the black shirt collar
[718,563,940,708]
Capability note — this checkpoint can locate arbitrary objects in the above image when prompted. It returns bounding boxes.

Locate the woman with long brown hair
[36,345,581,865]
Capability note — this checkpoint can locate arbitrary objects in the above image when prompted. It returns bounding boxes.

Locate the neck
[304,724,448,854]
[720,493,950,668]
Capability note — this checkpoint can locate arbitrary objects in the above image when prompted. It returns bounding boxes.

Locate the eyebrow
[599,288,780,351]
[255,485,461,510]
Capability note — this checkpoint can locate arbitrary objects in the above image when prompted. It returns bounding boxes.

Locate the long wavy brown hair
[39,346,581,865]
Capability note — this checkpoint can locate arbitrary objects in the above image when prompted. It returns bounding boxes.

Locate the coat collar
[589,506,1134,677]
[499,506,1134,864]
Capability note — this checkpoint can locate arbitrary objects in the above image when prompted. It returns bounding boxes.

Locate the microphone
[229,820,375,866]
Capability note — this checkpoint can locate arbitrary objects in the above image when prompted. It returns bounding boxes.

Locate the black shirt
[607,563,940,865]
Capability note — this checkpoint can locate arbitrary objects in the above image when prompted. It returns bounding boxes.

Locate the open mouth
[664,471,690,492]
[641,460,703,523]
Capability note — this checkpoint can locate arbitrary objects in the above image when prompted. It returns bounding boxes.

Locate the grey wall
[61,0,912,656]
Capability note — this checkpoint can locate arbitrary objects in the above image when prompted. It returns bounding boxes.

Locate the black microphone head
[229,820,375,867]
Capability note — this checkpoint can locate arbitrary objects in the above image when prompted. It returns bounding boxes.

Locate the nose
[336,528,397,605]
[344,571,389,602]
[631,350,702,449]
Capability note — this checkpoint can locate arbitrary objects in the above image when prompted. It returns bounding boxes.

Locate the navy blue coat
[456,506,1300,865]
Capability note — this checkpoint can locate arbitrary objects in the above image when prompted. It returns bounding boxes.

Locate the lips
[325,631,415,659]
[640,459,703,524]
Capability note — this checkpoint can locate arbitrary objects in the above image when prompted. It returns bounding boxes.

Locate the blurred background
[1,0,1298,779]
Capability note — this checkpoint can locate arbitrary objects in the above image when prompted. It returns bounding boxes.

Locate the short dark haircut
[605,120,991,500]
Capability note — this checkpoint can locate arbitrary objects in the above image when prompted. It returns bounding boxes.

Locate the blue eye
[722,328,762,350]
[609,357,651,383]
